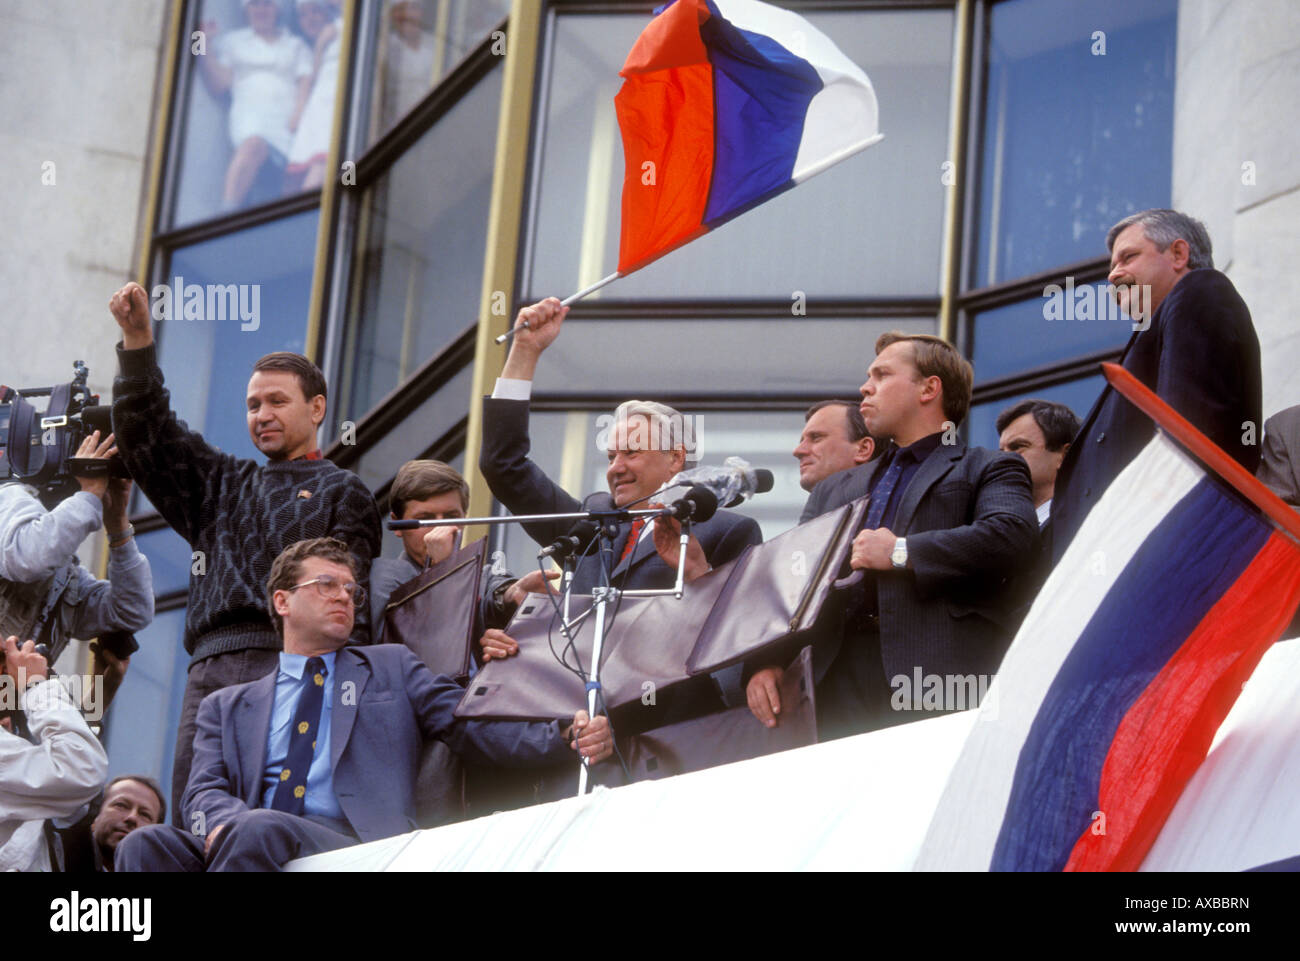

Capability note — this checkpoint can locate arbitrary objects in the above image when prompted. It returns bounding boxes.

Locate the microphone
[664,484,718,523]
[539,519,599,559]
[663,456,774,510]
[539,492,618,558]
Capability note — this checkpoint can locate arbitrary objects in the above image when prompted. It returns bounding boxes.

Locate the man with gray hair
[480,297,761,593]
[1049,208,1261,562]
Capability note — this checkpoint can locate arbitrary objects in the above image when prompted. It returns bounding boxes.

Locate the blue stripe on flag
[991,478,1271,870]
[700,0,822,225]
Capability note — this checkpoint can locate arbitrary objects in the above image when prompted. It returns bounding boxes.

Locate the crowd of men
[2,207,1298,872]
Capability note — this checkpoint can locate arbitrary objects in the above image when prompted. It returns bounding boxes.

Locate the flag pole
[493,271,622,344]
[1102,362,1300,544]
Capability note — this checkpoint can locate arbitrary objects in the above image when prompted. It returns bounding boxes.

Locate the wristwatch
[890,537,908,570]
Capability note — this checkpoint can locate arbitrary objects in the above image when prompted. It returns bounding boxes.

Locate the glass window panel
[133,526,194,597]
[970,287,1130,383]
[967,374,1104,449]
[338,65,501,424]
[533,316,937,397]
[172,0,346,227]
[527,10,954,301]
[364,0,510,145]
[152,210,319,460]
[104,606,191,804]
[494,410,811,580]
[974,0,1177,287]
[347,363,472,495]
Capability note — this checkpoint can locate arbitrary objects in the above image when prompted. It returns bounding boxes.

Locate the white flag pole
[493,271,623,344]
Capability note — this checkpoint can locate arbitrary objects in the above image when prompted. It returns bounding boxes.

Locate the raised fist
[108,282,153,348]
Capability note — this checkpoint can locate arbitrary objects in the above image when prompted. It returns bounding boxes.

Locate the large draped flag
[915,364,1300,872]
[613,0,882,276]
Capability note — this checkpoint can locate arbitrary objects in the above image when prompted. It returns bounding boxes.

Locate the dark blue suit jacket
[796,439,1038,686]
[182,645,570,843]
[479,397,762,592]
[1049,268,1261,562]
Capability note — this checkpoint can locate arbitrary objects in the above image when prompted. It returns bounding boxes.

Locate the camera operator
[0,636,109,871]
[0,428,152,707]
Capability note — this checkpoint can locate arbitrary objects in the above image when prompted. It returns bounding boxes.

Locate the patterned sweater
[112,344,381,662]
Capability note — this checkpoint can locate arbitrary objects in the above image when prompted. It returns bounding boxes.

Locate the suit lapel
[330,648,367,775]
[837,457,882,507]
[893,442,963,534]
[610,519,651,581]
[234,671,279,806]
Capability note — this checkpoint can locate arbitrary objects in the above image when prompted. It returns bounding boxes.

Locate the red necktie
[619,518,646,562]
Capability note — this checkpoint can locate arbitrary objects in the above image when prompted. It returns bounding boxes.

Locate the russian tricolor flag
[916,366,1300,872]
[614,0,882,275]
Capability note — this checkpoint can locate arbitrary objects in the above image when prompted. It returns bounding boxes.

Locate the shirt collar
[892,430,946,465]
[295,450,324,461]
[278,649,338,679]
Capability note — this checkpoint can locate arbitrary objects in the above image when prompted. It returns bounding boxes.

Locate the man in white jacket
[0,636,108,871]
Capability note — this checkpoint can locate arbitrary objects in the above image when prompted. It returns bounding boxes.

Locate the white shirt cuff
[492,378,532,401]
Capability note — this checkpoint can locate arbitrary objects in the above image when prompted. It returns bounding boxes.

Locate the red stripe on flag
[1064,531,1300,871]
[615,0,716,274]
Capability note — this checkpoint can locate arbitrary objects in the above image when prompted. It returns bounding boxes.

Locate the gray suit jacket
[479,397,762,593]
[1258,405,1300,509]
[183,645,570,843]
[797,439,1038,683]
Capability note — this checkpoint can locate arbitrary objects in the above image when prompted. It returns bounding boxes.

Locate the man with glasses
[116,538,611,872]
[108,281,382,826]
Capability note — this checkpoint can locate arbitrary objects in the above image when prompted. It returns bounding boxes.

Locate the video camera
[0,361,127,507]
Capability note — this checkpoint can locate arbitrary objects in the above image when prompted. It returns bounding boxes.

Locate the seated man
[1258,405,1300,510]
[752,333,1038,741]
[0,636,109,872]
[995,399,1080,529]
[116,537,611,872]
[794,399,876,495]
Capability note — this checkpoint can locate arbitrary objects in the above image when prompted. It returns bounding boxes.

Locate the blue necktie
[863,453,905,530]
[270,657,327,815]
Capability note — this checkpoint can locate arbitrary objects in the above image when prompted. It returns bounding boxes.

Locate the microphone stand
[390,503,698,796]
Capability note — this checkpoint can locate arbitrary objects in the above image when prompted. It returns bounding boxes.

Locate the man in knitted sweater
[107,281,382,825]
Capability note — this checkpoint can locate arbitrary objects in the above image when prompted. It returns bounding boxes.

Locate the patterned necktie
[270,656,327,815]
[863,452,905,530]
[619,517,646,563]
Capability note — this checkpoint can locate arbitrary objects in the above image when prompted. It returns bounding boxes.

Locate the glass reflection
[339,65,501,423]
[974,0,1177,287]
[367,0,510,144]
[174,0,344,225]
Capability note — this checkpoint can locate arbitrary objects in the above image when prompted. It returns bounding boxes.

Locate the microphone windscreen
[685,484,719,523]
[752,468,775,493]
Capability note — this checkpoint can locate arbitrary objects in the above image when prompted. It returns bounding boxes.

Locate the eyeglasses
[289,574,366,606]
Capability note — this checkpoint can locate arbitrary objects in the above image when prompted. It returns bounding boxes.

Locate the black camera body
[0,361,127,508]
